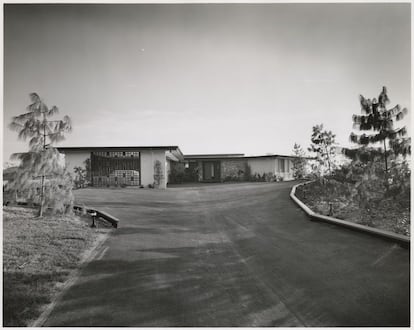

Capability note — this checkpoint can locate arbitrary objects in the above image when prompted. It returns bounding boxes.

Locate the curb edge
[290,181,410,247]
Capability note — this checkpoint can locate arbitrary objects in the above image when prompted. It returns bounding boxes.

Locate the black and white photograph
[2,1,411,327]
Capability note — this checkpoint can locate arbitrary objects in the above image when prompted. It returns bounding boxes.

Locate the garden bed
[295,180,410,237]
[3,206,111,326]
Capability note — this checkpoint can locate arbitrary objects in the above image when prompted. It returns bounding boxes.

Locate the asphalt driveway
[44,182,410,326]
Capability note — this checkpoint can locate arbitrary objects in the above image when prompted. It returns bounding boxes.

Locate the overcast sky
[3,3,411,162]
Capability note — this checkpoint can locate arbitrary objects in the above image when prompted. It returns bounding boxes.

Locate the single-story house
[58,146,309,188]
[58,146,184,189]
[170,153,299,183]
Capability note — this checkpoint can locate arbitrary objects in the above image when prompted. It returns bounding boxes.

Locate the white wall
[62,151,90,175]
[140,150,167,189]
[282,159,294,181]
[247,157,295,181]
[166,159,171,183]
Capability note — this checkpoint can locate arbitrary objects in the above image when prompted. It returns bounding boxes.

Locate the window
[131,177,134,181]
[123,173,126,178]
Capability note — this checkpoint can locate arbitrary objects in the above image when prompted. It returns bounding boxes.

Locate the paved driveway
[44,182,409,326]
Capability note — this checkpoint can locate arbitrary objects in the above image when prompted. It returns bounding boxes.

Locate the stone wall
[220,159,248,181]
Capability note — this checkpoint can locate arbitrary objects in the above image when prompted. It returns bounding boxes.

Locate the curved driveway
[44,182,409,326]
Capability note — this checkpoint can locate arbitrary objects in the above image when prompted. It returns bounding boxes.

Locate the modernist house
[59,146,305,188]
[58,146,184,189]
[173,153,298,183]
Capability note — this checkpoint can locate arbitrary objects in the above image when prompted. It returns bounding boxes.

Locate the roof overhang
[57,146,182,152]
[184,153,244,160]
[166,148,184,162]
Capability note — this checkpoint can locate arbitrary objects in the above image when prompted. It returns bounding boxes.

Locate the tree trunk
[383,138,389,193]
[383,139,388,173]
[39,113,46,217]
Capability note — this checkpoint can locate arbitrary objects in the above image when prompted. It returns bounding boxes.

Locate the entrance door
[202,161,221,182]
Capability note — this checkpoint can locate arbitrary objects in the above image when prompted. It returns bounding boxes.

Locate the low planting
[295,160,410,236]
[3,206,111,326]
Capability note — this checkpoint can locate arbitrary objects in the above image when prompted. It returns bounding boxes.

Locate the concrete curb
[74,204,120,228]
[30,231,111,327]
[290,181,410,247]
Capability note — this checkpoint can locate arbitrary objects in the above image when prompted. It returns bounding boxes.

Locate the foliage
[223,168,246,182]
[169,162,199,183]
[300,88,410,235]
[296,178,410,236]
[4,161,20,169]
[292,143,307,179]
[8,93,73,216]
[386,160,410,204]
[246,172,282,182]
[73,158,91,188]
[73,166,87,189]
[331,155,410,211]
[84,158,91,183]
[153,160,164,187]
[349,86,408,172]
[308,124,337,176]
[10,147,74,214]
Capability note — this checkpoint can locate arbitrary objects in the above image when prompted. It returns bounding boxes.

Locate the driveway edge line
[30,217,113,327]
[290,181,410,247]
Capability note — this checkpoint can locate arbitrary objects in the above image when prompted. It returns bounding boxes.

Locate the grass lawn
[3,206,112,326]
[295,181,410,236]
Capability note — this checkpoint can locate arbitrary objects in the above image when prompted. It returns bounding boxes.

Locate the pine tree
[349,87,408,172]
[9,93,73,216]
[308,124,337,176]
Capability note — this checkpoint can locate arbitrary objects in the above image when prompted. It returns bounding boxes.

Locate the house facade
[59,146,306,188]
[58,146,184,189]
[169,153,298,184]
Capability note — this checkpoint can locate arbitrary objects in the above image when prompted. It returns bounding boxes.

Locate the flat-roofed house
[171,153,302,183]
[58,146,184,189]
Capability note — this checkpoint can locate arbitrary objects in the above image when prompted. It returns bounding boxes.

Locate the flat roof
[184,153,244,159]
[58,146,184,161]
[58,146,181,152]
[184,153,311,160]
